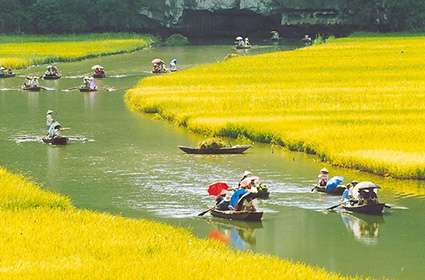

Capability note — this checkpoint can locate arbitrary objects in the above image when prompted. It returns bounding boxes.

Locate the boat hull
[42,136,68,145]
[314,185,345,195]
[22,86,41,92]
[179,145,251,155]
[342,203,385,215]
[210,210,263,222]
[256,190,270,199]
[43,74,61,80]
[80,87,97,92]
[0,73,16,78]
[93,73,106,79]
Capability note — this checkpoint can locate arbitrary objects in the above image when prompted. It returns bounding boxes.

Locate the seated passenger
[215,191,230,211]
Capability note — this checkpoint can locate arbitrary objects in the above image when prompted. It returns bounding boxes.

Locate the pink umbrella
[240,176,259,188]
[152,58,164,65]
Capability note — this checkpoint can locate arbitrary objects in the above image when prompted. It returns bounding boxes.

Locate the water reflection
[340,212,384,245]
[207,220,262,251]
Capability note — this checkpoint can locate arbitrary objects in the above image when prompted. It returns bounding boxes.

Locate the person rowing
[45,65,60,76]
[23,76,40,89]
[47,121,65,139]
[169,58,178,72]
[46,110,55,131]
[317,168,329,187]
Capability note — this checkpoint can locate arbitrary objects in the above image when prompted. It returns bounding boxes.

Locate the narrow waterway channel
[1,45,424,280]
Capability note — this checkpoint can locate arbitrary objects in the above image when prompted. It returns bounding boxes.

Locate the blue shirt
[230,189,247,208]
[342,189,350,201]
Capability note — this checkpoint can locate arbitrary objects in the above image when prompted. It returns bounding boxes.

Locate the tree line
[0,0,424,34]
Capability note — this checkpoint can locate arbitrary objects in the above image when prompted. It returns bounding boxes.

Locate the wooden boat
[152,69,168,74]
[42,136,68,145]
[314,185,345,195]
[79,87,97,92]
[93,73,106,79]
[256,189,270,199]
[0,73,16,78]
[43,74,61,80]
[342,203,385,215]
[210,209,263,222]
[22,86,41,92]
[235,45,251,50]
[179,145,251,155]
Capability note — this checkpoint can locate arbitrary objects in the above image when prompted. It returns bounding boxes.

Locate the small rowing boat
[210,209,263,222]
[179,145,251,155]
[235,46,251,50]
[79,87,97,92]
[93,73,106,79]
[313,185,345,195]
[256,189,270,199]
[42,136,68,145]
[22,86,41,92]
[342,203,385,215]
[0,73,16,78]
[43,74,61,80]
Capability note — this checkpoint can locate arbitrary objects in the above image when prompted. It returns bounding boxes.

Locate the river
[1,45,424,280]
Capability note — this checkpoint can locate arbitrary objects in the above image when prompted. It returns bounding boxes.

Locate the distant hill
[1,0,424,36]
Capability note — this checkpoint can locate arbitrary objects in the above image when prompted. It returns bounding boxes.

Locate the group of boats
[183,141,389,223]
[1,64,106,93]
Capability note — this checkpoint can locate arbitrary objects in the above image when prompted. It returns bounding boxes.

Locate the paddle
[198,207,214,217]
[326,203,342,211]
[311,185,318,192]
[384,204,392,209]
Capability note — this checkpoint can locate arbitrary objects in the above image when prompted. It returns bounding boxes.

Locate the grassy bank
[126,35,425,180]
[0,168,358,279]
[0,33,153,69]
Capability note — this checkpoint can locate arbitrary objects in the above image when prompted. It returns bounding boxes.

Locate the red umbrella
[208,182,230,196]
[208,230,229,245]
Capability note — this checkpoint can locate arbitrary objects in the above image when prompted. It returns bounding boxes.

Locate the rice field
[0,167,358,279]
[0,33,153,69]
[126,35,425,180]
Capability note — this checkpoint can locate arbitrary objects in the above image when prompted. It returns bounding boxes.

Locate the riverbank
[126,35,425,180]
[0,167,359,279]
[0,33,154,69]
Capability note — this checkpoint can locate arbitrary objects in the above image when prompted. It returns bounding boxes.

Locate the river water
[0,45,424,280]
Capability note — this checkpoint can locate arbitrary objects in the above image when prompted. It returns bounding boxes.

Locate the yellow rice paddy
[0,167,359,279]
[126,35,425,180]
[0,34,153,69]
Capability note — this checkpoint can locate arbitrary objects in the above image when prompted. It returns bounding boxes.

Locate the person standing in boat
[244,37,250,47]
[317,168,329,186]
[46,110,55,131]
[169,59,178,72]
[89,77,97,91]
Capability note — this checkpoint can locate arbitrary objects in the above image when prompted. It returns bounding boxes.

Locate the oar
[311,185,318,192]
[384,204,391,209]
[198,207,215,216]
[64,87,80,91]
[326,203,342,211]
